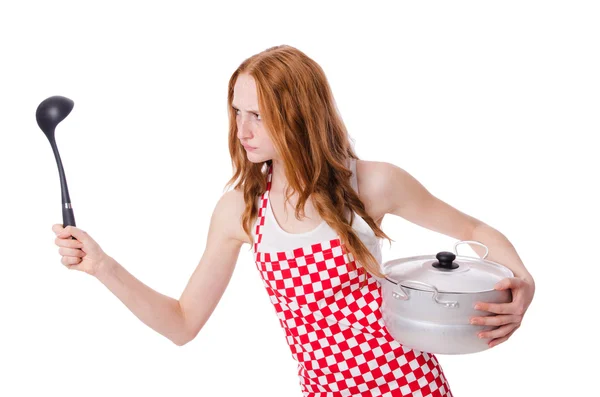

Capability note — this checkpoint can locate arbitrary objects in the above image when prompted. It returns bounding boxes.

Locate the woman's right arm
[55,188,248,346]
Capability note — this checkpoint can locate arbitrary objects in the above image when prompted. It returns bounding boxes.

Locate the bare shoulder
[212,187,252,246]
[355,159,417,221]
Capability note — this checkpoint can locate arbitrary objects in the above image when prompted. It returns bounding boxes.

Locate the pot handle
[453,240,489,260]
[391,279,459,309]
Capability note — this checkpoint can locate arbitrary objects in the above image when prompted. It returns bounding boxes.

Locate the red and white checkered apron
[253,163,453,397]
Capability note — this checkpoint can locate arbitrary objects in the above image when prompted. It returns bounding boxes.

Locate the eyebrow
[231,104,260,114]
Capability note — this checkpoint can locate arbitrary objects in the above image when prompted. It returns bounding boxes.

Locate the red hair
[224,45,392,279]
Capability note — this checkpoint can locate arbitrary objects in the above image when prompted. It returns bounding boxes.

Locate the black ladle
[36,95,77,227]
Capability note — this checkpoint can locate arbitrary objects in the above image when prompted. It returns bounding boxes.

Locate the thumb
[494,277,517,291]
[52,223,64,235]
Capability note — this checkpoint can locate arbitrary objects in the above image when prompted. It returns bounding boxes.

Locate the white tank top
[253,158,383,268]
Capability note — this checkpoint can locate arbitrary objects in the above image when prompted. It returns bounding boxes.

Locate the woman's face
[232,73,278,163]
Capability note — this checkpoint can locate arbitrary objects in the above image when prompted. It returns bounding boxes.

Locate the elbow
[172,302,205,346]
[171,322,193,347]
[172,301,193,346]
[172,332,192,346]
[173,338,189,347]
[172,327,201,347]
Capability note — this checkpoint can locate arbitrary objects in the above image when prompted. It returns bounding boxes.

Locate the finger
[470,314,521,327]
[494,277,522,291]
[477,299,527,316]
[57,226,90,243]
[55,236,84,249]
[489,327,519,348]
[478,322,519,340]
[61,256,82,267]
[474,301,513,315]
[58,247,86,258]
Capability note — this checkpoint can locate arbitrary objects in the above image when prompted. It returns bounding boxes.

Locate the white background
[1,1,598,396]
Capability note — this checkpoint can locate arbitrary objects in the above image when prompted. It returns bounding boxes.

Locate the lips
[242,144,257,150]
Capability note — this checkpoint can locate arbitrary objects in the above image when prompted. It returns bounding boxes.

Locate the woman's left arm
[366,161,535,348]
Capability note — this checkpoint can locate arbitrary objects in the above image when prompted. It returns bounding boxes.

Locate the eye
[254,113,261,121]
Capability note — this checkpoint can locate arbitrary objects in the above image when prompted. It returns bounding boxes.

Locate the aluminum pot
[380,240,513,355]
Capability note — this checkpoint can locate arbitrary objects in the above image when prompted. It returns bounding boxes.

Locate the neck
[270,158,288,192]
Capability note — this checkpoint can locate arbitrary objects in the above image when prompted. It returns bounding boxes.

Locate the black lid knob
[432,251,459,270]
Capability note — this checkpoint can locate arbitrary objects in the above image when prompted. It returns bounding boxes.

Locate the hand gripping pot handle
[391,280,459,308]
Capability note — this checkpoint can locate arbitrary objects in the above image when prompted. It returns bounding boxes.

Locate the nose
[237,117,253,140]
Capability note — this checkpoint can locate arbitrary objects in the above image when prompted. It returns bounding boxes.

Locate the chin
[246,152,269,163]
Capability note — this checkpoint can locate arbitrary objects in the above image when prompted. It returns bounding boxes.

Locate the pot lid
[383,251,514,293]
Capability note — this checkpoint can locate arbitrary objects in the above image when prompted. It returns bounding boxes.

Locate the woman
[52,45,535,396]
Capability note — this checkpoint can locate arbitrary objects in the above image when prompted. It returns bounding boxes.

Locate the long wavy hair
[224,45,393,280]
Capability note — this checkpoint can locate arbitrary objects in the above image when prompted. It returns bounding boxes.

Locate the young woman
[52,45,535,397]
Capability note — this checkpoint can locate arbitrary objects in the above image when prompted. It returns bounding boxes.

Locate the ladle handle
[62,203,76,227]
